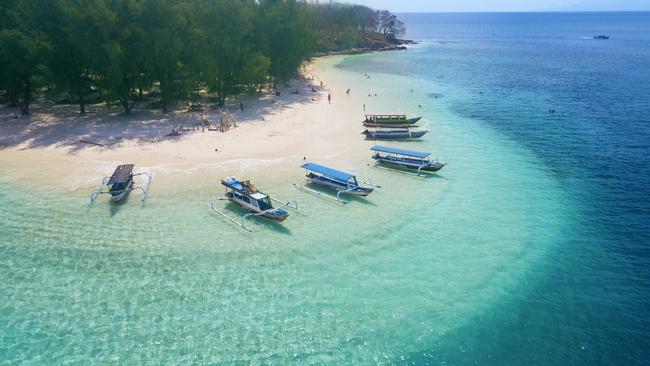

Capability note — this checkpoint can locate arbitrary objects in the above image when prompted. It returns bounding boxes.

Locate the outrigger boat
[294,163,380,203]
[362,128,428,140]
[370,145,446,175]
[363,122,421,128]
[363,114,421,126]
[89,164,151,205]
[207,177,298,231]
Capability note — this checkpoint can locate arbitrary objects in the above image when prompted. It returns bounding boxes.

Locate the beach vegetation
[0,0,403,115]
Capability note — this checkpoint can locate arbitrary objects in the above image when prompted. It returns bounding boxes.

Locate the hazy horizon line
[392,10,650,14]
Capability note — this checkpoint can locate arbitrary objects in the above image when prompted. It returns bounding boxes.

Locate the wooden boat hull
[372,154,447,172]
[306,175,373,196]
[363,116,421,125]
[375,158,446,172]
[408,117,422,124]
[363,130,428,140]
[419,164,446,172]
[227,196,289,222]
[109,180,133,202]
[363,122,420,128]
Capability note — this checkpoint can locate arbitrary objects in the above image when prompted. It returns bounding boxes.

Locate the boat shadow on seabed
[222,202,293,235]
[301,181,378,207]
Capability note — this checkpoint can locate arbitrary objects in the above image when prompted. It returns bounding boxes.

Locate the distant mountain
[548,0,650,11]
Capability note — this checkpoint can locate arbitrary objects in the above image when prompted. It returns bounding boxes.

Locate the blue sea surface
[388,11,650,364]
[1,12,649,365]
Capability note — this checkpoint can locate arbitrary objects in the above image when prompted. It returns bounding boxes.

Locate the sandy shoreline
[0,56,373,192]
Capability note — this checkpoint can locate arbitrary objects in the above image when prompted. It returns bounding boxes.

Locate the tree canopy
[0,0,404,115]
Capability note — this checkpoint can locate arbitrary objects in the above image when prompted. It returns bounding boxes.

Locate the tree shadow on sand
[0,77,322,154]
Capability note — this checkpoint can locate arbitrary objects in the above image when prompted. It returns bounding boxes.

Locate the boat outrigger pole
[293,182,349,204]
[207,196,300,232]
[207,198,253,232]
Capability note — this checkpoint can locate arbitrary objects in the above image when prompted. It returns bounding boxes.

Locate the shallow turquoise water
[0,57,575,364]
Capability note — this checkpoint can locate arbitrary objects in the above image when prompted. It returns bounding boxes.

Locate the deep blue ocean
[384,12,650,364]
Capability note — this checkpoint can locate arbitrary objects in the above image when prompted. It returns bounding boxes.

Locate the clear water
[1,12,649,365]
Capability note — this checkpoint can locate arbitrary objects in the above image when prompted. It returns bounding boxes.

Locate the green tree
[140,0,189,114]
[49,0,117,114]
[0,0,53,114]
[100,0,148,115]
[186,0,267,105]
[257,0,316,87]
[1,0,403,116]
[376,10,405,40]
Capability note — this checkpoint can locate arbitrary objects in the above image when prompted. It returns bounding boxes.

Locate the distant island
[0,0,407,116]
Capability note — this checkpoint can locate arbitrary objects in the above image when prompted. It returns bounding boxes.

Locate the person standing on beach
[363,103,366,111]
[328,94,331,104]
[239,101,244,112]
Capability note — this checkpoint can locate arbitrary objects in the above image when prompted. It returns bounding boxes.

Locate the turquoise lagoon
[0,60,572,365]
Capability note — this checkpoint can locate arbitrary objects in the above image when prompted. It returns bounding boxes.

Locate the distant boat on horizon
[593,35,610,39]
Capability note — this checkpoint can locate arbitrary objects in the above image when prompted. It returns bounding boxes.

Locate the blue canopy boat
[362,128,428,140]
[370,146,446,175]
[89,164,152,205]
[208,177,299,231]
[294,163,379,203]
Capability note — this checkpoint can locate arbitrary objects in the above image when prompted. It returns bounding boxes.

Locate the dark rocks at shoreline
[313,38,417,57]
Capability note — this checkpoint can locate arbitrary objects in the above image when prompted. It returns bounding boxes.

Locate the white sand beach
[0,57,372,192]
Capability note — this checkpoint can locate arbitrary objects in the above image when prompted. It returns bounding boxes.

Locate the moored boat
[362,128,428,140]
[370,145,446,174]
[363,114,421,125]
[301,163,374,196]
[294,163,380,203]
[89,164,152,205]
[363,122,421,128]
[221,177,289,221]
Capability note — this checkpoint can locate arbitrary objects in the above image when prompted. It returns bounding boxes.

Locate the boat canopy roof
[108,164,134,184]
[301,163,355,182]
[250,192,267,200]
[222,178,244,190]
[370,145,430,159]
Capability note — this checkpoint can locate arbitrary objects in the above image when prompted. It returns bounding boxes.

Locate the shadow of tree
[0,76,322,154]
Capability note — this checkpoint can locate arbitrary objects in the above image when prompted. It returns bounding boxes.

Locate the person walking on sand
[346,88,350,95]
[328,93,331,104]
[363,103,366,111]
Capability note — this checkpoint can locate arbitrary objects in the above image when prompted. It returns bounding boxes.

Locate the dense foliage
[0,0,404,115]
[312,4,405,52]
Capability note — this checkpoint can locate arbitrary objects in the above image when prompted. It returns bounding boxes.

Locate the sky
[346,0,650,12]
